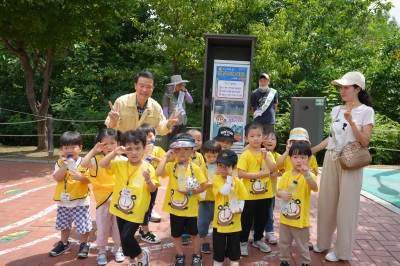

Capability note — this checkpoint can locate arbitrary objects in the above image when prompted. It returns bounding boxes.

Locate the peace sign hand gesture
[167,108,184,128]
[343,103,354,123]
[108,101,119,128]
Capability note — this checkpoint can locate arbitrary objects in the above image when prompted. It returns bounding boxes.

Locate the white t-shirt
[326,104,374,151]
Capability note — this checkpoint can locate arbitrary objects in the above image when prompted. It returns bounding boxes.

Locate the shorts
[55,205,92,234]
[170,214,198,238]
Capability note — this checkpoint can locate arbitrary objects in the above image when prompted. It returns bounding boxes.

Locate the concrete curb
[0,158,55,164]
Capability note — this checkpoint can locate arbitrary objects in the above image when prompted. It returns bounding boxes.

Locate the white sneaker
[230,262,239,266]
[240,242,248,256]
[313,245,325,253]
[252,240,271,253]
[325,251,339,262]
[137,248,150,265]
[213,260,223,266]
[150,209,161,222]
[265,232,278,244]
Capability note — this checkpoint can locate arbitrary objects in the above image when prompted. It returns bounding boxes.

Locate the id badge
[60,193,70,202]
[121,188,131,198]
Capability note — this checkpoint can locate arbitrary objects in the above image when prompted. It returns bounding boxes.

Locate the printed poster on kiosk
[210,60,250,154]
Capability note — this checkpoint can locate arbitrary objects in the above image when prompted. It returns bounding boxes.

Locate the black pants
[142,188,158,225]
[166,124,187,149]
[116,217,141,259]
[213,228,241,262]
[240,198,272,242]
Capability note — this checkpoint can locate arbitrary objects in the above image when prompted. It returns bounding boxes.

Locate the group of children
[49,121,319,266]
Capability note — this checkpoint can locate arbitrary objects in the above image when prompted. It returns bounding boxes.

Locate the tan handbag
[331,107,372,170]
[338,141,372,170]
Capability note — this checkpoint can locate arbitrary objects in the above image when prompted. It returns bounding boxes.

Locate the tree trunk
[1,38,55,151]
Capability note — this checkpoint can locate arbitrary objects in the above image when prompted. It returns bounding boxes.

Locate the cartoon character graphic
[215,115,226,126]
[168,189,189,210]
[114,191,136,215]
[250,179,267,195]
[283,199,301,220]
[217,204,234,226]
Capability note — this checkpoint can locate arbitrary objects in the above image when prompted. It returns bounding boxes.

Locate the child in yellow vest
[49,131,92,259]
[212,150,248,266]
[136,123,166,244]
[277,142,318,266]
[237,121,277,256]
[80,128,125,265]
[198,140,222,254]
[156,133,207,266]
[99,130,160,266]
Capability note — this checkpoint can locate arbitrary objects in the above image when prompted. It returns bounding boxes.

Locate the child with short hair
[198,140,222,254]
[136,123,166,244]
[156,133,207,266]
[213,126,237,150]
[187,129,205,167]
[80,128,125,265]
[99,130,160,266]
[49,131,92,259]
[237,121,277,256]
[212,150,248,266]
[277,142,318,266]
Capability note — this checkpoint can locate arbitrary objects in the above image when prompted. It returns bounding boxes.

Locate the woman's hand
[344,103,354,124]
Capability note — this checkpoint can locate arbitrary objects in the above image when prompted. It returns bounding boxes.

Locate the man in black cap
[250,73,278,131]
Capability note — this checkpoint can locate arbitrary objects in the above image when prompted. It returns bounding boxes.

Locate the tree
[0,0,134,150]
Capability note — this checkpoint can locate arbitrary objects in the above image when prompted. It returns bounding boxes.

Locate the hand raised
[167,108,184,127]
[108,101,119,122]
[343,103,354,123]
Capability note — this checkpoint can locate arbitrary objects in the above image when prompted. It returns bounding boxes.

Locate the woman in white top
[311,72,374,262]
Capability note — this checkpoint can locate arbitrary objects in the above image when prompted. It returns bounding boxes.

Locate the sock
[63,242,68,246]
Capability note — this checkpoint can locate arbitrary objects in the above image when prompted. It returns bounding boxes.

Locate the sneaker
[230,262,239,266]
[49,241,70,256]
[96,252,107,265]
[325,251,339,262]
[301,264,310,266]
[191,254,202,266]
[137,248,150,266]
[313,245,325,253]
[201,242,211,254]
[175,254,185,266]
[308,242,313,250]
[77,242,90,259]
[252,240,271,253]
[240,242,248,256]
[150,209,161,222]
[113,250,125,262]
[280,262,290,266]
[265,232,278,244]
[141,230,161,244]
[182,235,191,245]
[213,260,223,266]
[248,231,254,243]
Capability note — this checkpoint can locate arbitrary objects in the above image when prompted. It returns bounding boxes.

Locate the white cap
[331,71,365,90]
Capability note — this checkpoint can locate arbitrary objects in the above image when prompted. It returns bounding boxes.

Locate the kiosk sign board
[210,60,250,154]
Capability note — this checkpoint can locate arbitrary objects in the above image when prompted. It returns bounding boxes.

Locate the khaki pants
[316,151,363,260]
[279,224,310,264]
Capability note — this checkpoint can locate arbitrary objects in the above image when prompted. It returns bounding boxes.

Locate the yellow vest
[53,158,90,201]
[88,154,117,208]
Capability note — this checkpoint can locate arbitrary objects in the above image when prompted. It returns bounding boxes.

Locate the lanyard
[126,161,140,186]
[173,162,194,179]
[248,149,262,170]
[285,173,302,189]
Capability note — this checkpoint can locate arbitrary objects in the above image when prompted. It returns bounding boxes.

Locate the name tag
[121,188,132,198]
[254,109,263,118]
[60,193,70,202]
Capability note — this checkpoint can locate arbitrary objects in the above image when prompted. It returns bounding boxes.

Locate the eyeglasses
[137,83,154,91]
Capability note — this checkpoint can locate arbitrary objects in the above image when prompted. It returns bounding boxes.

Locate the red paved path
[0,161,399,266]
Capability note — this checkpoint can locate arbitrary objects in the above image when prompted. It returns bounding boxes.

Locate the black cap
[213,127,237,142]
[215,150,238,166]
[259,73,270,80]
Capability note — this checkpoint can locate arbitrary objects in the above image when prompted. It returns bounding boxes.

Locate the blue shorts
[55,205,92,234]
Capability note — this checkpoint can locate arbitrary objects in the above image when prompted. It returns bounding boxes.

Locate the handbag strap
[330,106,343,152]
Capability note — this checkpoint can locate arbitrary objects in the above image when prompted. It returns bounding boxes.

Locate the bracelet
[113,149,117,156]
[188,190,193,197]
[304,172,312,180]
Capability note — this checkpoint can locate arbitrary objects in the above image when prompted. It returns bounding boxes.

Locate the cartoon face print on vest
[283,199,301,220]
[114,191,137,215]
[168,189,189,210]
[217,203,234,226]
[250,179,267,195]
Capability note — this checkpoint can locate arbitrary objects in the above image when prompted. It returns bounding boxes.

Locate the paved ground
[0,161,400,266]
